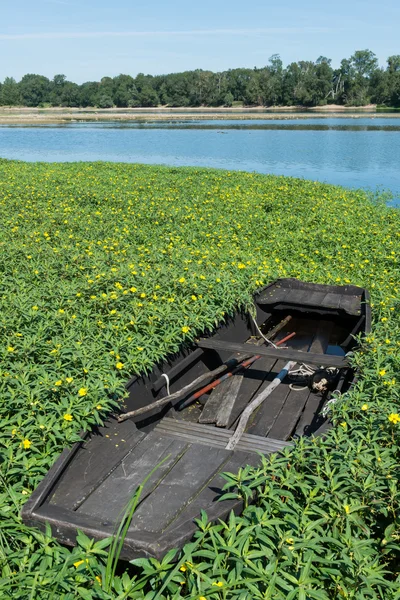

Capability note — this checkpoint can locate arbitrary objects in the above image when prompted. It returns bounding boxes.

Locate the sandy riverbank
[0,105,399,124]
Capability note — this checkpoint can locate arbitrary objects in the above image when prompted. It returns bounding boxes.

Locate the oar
[225,360,297,450]
[177,331,296,411]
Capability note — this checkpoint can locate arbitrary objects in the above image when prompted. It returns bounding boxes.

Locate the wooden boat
[22,279,370,560]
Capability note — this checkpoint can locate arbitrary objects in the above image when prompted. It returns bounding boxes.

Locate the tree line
[1,49,399,109]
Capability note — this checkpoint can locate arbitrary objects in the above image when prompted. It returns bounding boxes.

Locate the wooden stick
[117,362,234,422]
[118,315,293,423]
[225,360,297,450]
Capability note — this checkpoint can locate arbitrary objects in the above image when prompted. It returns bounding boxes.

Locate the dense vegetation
[1,49,400,109]
[0,159,399,599]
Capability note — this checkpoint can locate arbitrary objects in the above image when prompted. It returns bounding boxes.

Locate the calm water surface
[0,118,399,202]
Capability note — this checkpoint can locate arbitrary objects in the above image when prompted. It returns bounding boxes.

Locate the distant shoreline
[1,105,400,124]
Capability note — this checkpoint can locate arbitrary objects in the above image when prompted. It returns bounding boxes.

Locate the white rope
[288,363,316,391]
[161,373,170,396]
[250,313,278,348]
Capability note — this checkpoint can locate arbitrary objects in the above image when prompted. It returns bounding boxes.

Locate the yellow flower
[199,597,207,600]
[179,277,186,283]
[340,421,347,429]
[379,369,386,377]
[58,309,65,314]
[63,414,73,421]
[237,263,246,269]
[73,560,84,568]
[96,404,102,410]
[182,326,190,334]
[95,575,101,584]
[361,404,368,411]
[116,362,124,370]
[78,388,88,397]
[65,377,73,383]
[32,305,38,311]
[7,347,15,352]
[344,504,350,514]
[388,413,400,424]
[140,293,146,298]
[381,317,388,322]
[22,439,32,449]
[286,537,294,544]
[191,295,197,301]
[212,581,224,587]
[55,380,62,386]
[11,428,17,436]
[130,287,137,292]
[179,565,186,572]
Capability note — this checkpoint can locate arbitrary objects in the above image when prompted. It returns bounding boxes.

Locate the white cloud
[0,27,348,41]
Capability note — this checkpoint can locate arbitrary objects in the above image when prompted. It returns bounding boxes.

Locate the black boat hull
[22,279,370,559]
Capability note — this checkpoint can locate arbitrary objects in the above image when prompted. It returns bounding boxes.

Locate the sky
[1,0,399,83]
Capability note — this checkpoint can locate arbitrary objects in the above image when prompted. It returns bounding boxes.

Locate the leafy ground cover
[0,158,399,599]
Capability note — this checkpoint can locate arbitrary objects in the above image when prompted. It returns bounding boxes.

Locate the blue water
[0,118,399,201]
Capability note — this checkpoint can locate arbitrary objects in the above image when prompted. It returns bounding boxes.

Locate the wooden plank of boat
[199,374,244,424]
[199,337,267,425]
[267,385,311,440]
[196,338,348,368]
[257,283,363,316]
[49,418,145,511]
[264,318,336,440]
[224,356,278,429]
[155,418,290,453]
[245,359,296,437]
[294,392,326,437]
[76,432,190,523]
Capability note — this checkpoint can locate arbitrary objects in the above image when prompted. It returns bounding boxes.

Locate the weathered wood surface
[257,283,362,316]
[226,360,296,450]
[199,337,265,425]
[197,339,348,368]
[49,418,145,510]
[152,348,204,393]
[156,418,289,453]
[77,432,189,522]
[199,374,243,424]
[215,374,245,427]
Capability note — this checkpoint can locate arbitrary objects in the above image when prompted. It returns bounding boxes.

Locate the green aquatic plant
[0,159,399,598]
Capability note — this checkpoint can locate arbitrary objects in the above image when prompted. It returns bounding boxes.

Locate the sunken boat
[22,279,370,560]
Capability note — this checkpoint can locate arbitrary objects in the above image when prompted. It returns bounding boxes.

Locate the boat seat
[257,287,362,316]
[196,338,349,368]
[155,418,291,455]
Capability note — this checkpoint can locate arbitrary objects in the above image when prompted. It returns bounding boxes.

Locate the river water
[0,118,399,202]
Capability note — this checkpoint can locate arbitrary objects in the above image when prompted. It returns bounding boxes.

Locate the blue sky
[1,0,399,83]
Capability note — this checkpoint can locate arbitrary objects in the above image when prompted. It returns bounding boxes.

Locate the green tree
[138,86,159,107]
[386,56,400,107]
[79,82,99,107]
[60,82,81,107]
[113,74,136,107]
[19,74,50,106]
[96,94,113,108]
[0,77,20,105]
[49,74,67,106]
